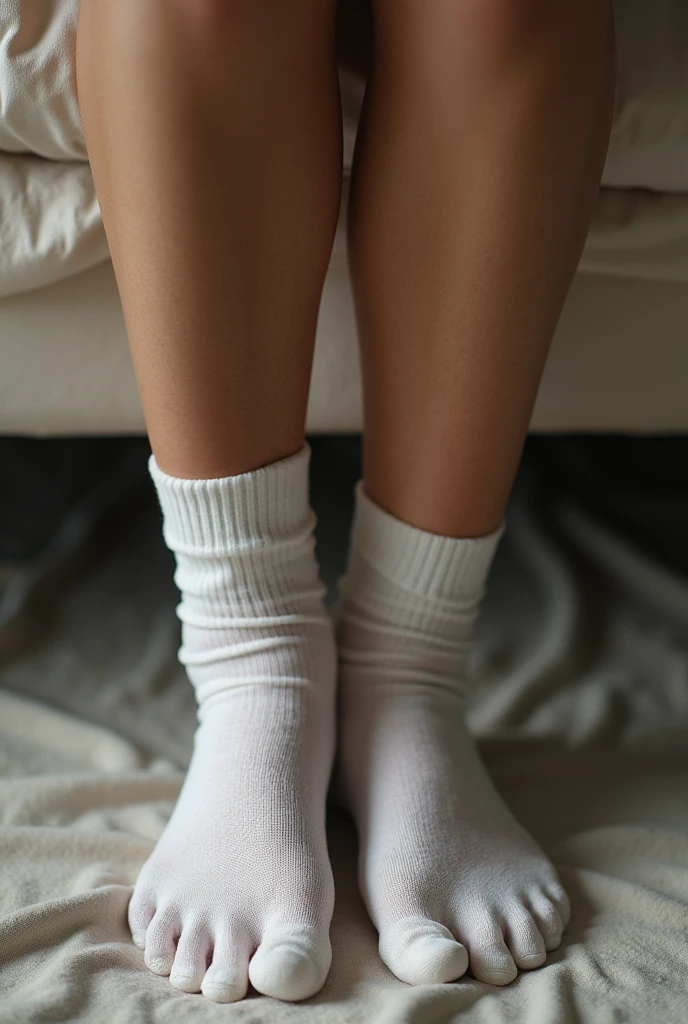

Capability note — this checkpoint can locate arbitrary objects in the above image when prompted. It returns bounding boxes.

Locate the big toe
[379,917,469,986]
[248,925,331,1001]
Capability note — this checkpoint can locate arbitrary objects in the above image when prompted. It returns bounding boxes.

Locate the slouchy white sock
[128,444,336,1003]
[335,482,569,987]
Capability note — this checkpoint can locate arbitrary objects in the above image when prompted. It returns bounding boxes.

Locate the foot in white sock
[128,445,336,1002]
[335,483,570,987]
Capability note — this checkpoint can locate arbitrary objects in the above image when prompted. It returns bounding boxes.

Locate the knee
[166,0,277,39]
[168,0,335,39]
[376,0,558,67]
[427,0,615,75]
[447,0,554,45]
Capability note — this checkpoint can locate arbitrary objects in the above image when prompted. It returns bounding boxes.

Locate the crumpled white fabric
[0,0,84,160]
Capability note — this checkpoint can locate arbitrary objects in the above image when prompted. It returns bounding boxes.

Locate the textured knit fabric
[127,444,337,1003]
[335,482,570,986]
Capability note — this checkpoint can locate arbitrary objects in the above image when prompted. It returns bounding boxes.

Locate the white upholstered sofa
[0,0,687,438]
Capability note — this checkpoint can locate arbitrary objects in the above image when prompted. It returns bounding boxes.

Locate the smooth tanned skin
[77,0,343,480]
[354,0,616,537]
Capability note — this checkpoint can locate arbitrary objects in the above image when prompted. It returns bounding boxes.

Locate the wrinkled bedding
[1,461,687,1023]
[1,0,688,296]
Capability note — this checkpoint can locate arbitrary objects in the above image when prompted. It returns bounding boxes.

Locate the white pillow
[0,0,85,161]
[0,152,108,298]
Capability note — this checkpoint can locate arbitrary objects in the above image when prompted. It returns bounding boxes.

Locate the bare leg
[77,0,341,480]
[351,0,616,537]
[77,0,342,1003]
[337,0,616,986]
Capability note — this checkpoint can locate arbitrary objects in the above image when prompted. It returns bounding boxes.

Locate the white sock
[128,444,336,1003]
[335,482,570,986]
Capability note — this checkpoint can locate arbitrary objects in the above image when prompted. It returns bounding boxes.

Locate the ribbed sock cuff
[148,444,313,554]
[348,480,504,600]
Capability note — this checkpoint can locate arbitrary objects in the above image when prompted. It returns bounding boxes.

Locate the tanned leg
[336,0,615,985]
[77,0,342,1002]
